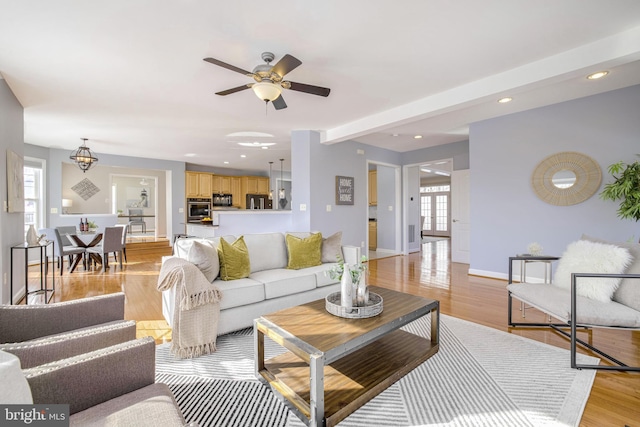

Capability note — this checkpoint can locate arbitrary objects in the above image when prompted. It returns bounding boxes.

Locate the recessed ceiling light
[392,133,399,137]
[240,154,246,158]
[587,71,608,80]
[498,97,513,103]
[237,142,276,147]
[261,146,269,150]
[227,131,274,138]
[223,161,229,164]
[414,135,423,139]
[184,153,196,157]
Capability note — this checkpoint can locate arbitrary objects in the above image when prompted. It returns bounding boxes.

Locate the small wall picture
[6,149,24,213]
[335,175,354,205]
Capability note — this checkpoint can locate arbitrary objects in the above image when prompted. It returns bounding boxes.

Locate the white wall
[0,79,26,304]
[469,84,640,278]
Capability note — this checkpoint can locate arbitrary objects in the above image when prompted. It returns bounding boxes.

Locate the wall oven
[187,198,211,222]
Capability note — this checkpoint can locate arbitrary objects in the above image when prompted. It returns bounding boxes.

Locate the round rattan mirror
[531,152,601,206]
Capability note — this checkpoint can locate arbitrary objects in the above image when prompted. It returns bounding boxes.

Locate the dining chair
[56,225,77,247]
[128,208,146,234]
[115,223,128,263]
[86,226,125,272]
[38,228,86,275]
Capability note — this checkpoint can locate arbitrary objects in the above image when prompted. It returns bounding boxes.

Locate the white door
[451,169,470,264]
[420,192,450,237]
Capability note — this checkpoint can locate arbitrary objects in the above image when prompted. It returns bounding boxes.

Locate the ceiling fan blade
[287,81,331,97]
[215,84,251,96]
[203,57,253,76]
[271,54,302,77]
[272,94,287,110]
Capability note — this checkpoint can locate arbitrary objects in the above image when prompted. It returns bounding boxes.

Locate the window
[24,158,46,234]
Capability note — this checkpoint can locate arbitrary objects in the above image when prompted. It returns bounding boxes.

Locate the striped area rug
[156,314,597,427]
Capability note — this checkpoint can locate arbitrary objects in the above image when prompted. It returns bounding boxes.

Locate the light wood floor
[24,239,639,426]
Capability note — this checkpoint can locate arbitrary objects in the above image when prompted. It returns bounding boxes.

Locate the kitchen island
[183,210,293,238]
[215,210,292,236]
[185,222,219,238]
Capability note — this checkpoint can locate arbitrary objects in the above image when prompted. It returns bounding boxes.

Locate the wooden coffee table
[254,286,439,427]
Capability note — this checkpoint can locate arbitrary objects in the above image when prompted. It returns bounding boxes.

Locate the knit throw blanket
[157,257,222,358]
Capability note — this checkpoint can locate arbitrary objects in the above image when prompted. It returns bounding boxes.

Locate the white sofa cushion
[553,240,631,302]
[581,234,640,311]
[508,282,640,328]
[242,233,287,273]
[313,263,340,287]
[174,236,235,259]
[215,278,264,310]
[251,269,317,299]
[187,241,219,282]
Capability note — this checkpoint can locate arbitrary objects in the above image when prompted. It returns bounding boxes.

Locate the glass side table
[10,240,55,305]
[508,255,560,318]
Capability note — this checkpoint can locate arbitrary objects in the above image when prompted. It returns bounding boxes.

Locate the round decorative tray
[325,292,383,319]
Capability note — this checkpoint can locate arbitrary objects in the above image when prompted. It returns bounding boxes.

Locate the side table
[508,255,559,318]
[10,240,55,305]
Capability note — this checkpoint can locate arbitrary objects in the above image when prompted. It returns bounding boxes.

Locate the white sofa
[161,232,358,335]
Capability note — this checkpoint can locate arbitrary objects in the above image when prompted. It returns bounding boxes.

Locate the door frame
[366,160,402,255]
[402,158,454,254]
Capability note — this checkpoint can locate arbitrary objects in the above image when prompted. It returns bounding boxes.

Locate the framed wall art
[6,149,24,213]
[335,175,354,205]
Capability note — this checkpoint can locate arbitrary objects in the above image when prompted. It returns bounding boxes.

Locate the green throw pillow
[218,236,250,280]
[286,233,323,270]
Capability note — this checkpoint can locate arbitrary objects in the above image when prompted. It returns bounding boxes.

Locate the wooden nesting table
[254,286,439,427]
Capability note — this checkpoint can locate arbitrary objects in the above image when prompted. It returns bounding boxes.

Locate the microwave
[187,198,211,221]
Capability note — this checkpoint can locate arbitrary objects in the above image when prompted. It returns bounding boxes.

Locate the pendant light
[268,162,274,200]
[70,138,98,173]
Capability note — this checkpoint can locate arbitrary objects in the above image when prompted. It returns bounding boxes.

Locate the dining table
[67,232,103,273]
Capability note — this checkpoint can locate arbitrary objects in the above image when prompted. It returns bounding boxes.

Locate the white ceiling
[1,1,640,173]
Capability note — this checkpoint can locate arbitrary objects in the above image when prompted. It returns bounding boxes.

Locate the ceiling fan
[203,52,330,110]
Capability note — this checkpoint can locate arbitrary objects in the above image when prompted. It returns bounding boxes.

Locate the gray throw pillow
[322,231,343,263]
[187,240,220,282]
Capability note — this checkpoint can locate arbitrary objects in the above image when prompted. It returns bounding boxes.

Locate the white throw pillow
[187,240,220,282]
[553,240,632,302]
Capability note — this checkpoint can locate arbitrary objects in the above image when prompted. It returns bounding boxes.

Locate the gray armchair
[25,337,185,425]
[0,293,186,425]
[0,293,134,368]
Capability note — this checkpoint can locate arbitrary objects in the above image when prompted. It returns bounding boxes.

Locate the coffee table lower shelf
[258,329,438,427]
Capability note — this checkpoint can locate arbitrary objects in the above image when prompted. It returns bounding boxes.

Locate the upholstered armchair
[0,293,187,425]
[0,293,134,368]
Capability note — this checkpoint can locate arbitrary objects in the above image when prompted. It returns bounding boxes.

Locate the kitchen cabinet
[369,221,377,250]
[241,176,270,199]
[230,177,242,207]
[186,172,212,198]
[257,177,269,194]
[211,175,232,194]
[369,170,377,206]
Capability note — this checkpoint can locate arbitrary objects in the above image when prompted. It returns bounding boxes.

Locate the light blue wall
[29,147,186,240]
[376,164,397,250]
[291,131,403,249]
[0,79,26,304]
[469,84,640,277]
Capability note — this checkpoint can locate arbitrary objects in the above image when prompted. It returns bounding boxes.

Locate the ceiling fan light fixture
[252,82,282,102]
